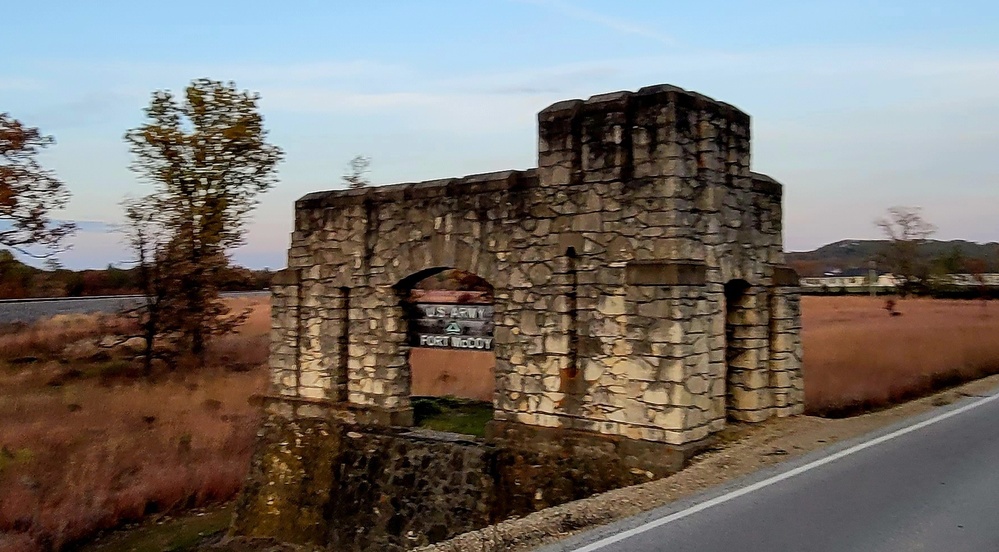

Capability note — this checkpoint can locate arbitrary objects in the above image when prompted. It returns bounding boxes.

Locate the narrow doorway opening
[724,279,751,418]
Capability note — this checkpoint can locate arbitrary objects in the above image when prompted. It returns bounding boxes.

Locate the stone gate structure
[233,83,804,551]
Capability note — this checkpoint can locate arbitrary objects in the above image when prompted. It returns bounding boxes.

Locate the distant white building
[799,272,999,293]
[928,273,999,287]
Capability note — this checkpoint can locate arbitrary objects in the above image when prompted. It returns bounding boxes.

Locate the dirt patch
[409,348,494,402]
[419,374,999,552]
[77,505,234,552]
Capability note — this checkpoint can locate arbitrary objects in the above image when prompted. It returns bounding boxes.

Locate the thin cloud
[24,92,133,130]
[516,0,674,45]
[0,77,43,91]
[262,89,440,112]
[440,60,623,95]
[34,59,410,87]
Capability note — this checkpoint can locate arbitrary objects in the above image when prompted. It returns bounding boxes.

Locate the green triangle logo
[444,321,462,335]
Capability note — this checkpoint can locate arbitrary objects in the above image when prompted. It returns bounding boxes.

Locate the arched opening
[397,268,495,436]
[724,279,752,418]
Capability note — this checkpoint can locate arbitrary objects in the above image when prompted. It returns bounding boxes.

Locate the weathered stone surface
[486,420,709,517]
[233,415,493,551]
[234,414,710,551]
[625,261,707,286]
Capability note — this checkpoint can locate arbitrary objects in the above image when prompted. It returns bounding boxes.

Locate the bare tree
[875,206,937,296]
[120,199,177,375]
[965,258,989,307]
[342,155,371,189]
[0,113,75,256]
[125,78,283,362]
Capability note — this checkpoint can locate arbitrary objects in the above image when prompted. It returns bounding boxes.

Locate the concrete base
[260,394,414,426]
[486,420,712,477]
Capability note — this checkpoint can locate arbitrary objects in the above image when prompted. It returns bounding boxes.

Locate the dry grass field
[802,296,999,416]
[0,295,997,551]
[0,298,270,552]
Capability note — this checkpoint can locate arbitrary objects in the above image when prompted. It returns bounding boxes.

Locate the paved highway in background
[541,391,999,552]
[0,291,269,324]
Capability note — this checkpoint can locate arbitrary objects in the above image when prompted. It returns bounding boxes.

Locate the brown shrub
[0,314,137,362]
[0,533,38,552]
[0,296,269,371]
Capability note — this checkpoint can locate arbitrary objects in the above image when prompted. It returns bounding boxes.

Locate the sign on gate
[411,303,494,350]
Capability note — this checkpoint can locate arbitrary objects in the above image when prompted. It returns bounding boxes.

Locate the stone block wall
[233,416,494,551]
[233,413,703,551]
[769,283,806,416]
[265,83,803,446]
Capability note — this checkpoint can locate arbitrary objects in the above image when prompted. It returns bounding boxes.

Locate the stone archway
[236,83,806,550]
[261,83,801,438]
[396,268,496,402]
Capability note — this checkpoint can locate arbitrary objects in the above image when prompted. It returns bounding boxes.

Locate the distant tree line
[0,250,273,299]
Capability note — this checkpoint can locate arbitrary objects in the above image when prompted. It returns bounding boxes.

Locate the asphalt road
[0,291,269,324]
[541,391,999,552]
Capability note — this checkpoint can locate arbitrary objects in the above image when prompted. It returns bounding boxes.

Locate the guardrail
[0,290,269,305]
[0,294,145,304]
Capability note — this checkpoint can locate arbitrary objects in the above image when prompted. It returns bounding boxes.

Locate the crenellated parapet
[538,85,751,190]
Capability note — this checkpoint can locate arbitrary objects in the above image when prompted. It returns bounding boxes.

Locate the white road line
[574,391,999,552]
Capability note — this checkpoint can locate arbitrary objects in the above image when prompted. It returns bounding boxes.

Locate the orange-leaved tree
[0,113,75,256]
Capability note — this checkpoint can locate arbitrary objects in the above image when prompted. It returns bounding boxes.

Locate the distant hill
[786,239,999,277]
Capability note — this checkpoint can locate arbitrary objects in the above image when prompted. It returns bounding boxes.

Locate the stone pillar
[705,285,728,432]
[623,281,716,445]
[491,250,569,430]
[346,284,413,425]
[295,282,350,402]
[269,269,301,397]
[770,288,805,416]
[532,254,577,428]
[727,286,774,422]
[297,279,332,400]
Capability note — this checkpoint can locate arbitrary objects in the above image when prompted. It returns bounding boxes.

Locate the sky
[2,0,997,269]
